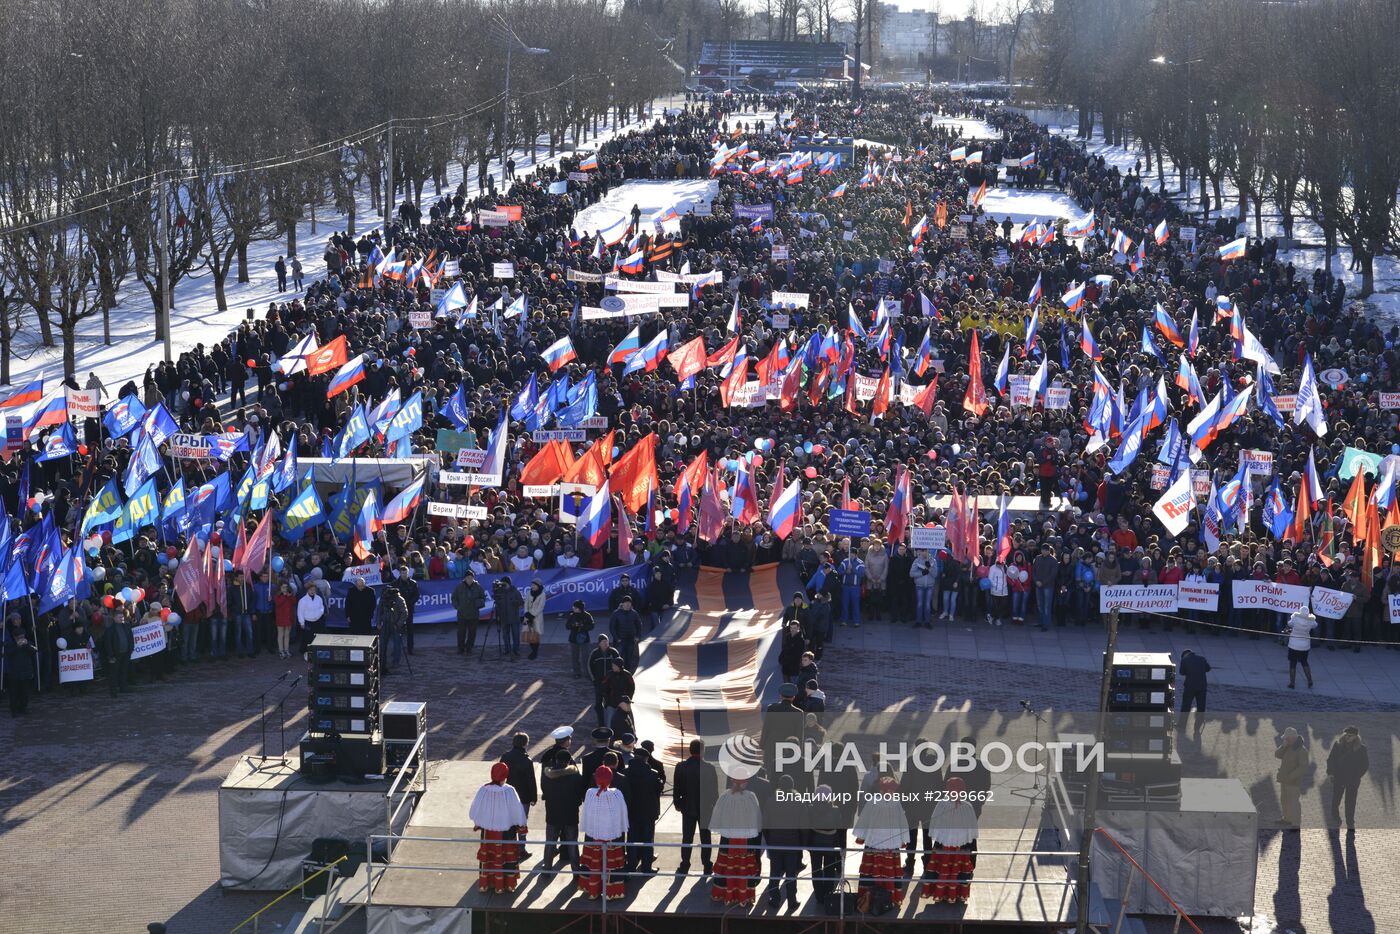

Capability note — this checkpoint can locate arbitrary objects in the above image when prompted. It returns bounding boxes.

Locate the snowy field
[976,188,1081,225]
[572,179,719,239]
[4,105,668,391]
[1046,122,1400,326]
[923,115,999,139]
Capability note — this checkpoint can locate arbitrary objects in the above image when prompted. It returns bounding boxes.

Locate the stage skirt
[477,829,520,893]
[920,841,977,902]
[578,836,626,899]
[711,838,759,905]
[857,847,905,907]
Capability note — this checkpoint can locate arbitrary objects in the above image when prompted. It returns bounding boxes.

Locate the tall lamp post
[491,17,549,183]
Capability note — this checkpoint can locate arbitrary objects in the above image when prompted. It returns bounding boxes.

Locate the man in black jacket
[540,751,587,870]
[608,574,644,614]
[673,738,718,876]
[608,597,643,672]
[393,565,420,655]
[499,732,538,861]
[1178,649,1211,735]
[579,727,614,783]
[624,745,665,873]
[345,577,377,635]
[451,571,487,653]
[1326,726,1370,830]
[587,636,623,726]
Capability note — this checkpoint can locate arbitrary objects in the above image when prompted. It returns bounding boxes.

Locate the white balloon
[56,638,68,650]
[92,567,107,581]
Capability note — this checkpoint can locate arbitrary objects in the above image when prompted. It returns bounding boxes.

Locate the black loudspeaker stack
[300,634,384,778]
[1100,651,1181,808]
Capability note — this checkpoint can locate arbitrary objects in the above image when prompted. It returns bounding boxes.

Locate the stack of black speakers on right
[1100,651,1182,809]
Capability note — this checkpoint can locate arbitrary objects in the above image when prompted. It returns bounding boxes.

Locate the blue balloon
[804,442,814,453]
[224,559,234,571]
[120,587,133,601]
[1360,373,1369,384]
[168,613,182,627]
[612,447,620,458]
[271,555,285,573]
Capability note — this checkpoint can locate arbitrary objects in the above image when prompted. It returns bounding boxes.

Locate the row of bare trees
[1037,0,1400,296]
[0,0,686,381]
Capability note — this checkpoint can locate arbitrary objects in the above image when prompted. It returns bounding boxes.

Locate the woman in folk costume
[922,777,979,903]
[708,764,763,906]
[853,776,910,908]
[469,762,528,894]
[578,765,629,899]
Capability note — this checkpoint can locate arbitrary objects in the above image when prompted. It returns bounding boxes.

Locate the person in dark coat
[608,597,642,672]
[392,565,420,654]
[4,616,38,715]
[778,617,806,683]
[1178,649,1211,734]
[540,751,587,870]
[344,577,377,635]
[499,732,538,860]
[645,553,676,631]
[807,783,847,904]
[673,738,719,876]
[624,746,665,873]
[1326,726,1370,830]
[763,774,805,910]
[102,607,135,696]
[951,737,993,817]
[608,696,636,743]
[900,739,946,875]
[759,683,805,774]
[587,637,622,726]
[607,573,644,613]
[451,571,487,653]
[579,727,615,784]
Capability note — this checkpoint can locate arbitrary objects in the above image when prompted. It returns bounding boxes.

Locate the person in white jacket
[986,561,1009,627]
[1285,604,1318,689]
[523,580,548,660]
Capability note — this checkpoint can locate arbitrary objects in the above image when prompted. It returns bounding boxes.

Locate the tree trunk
[62,319,76,382]
[238,241,250,284]
[347,201,356,238]
[1253,198,1263,240]
[213,260,229,312]
[286,220,298,256]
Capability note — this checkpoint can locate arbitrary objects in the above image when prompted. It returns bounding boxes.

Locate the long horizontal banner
[1099,583,1220,613]
[1231,580,1353,618]
[323,565,648,627]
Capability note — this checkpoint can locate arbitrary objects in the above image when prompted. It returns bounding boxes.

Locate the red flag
[843,370,860,416]
[964,493,982,567]
[1362,496,1382,588]
[706,335,740,368]
[755,340,787,386]
[808,363,829,407]
[617,498,634,563]
[668,336,708,383]
[609,433,658,514]
[841,476,852,510]
[1283,480,1312,545]
[676,450,709,499]
[1342,471,1368,544]
[720,355,749,407]
[173,536,207,613]
[946,487,964,560]
[870,367,891,421]
[962,330,989,416]
[697,468,727,543]
[230,519,251,570]
[520,440,572,487]
[305,335,348,377]
[564,431,613,487]
[240,511,275,575]
[779,362,803,413]
[910,375,939,415]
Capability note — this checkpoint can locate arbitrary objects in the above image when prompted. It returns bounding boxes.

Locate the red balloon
[101,530,112,545]
[160,608,171,621]
[812,445,824,455]
[166,546,178,559]
[246,359,256,368]
[804,466,818,479]
[78,444,89,455]
[210,532,221,545]
[134,588,145,602]
[102,595,115,608]
[464,535,476,549]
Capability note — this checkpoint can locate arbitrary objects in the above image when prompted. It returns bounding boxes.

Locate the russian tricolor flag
[1154,219,1169,245]
[24,393,68,435]
[1154,303,1186,348]
[1218,237,1247,261]
[0,377,44,409]
[541,336,578,372]
[578,154,599,171]
[352,488,380,561]
[1027,274,1042,306]
[610,325,642,365]
[578,481,612,548]
[767,478,802,541]
[1061,281,1086,313]
[380,475,425,526]
[1080,317,1101,360]
[326,354,367,398]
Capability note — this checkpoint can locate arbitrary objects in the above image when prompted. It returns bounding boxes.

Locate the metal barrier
[232,856,347,934]
[362,832,1079,922]
[1092,828,1203,934]
[384,730,429,831]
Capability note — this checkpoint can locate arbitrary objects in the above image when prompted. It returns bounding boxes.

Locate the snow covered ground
[4,105,667,390]
[977,188,1081,225]
[923,115,998,139]
[1045,122,1400,326]
[572,179,719,240]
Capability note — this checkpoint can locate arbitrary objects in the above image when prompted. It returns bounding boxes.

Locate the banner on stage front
[1099,584,1179,614]
[58,647,94,683]
[1233,580,1310,612]
[130,622,166,660]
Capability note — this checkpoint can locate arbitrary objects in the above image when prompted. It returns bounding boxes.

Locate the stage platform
[358,761,1076,931]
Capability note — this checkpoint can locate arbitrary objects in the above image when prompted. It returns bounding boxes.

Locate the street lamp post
[494,19,549,183]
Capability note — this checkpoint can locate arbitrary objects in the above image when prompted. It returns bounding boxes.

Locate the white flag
[1152,465,1196,537]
